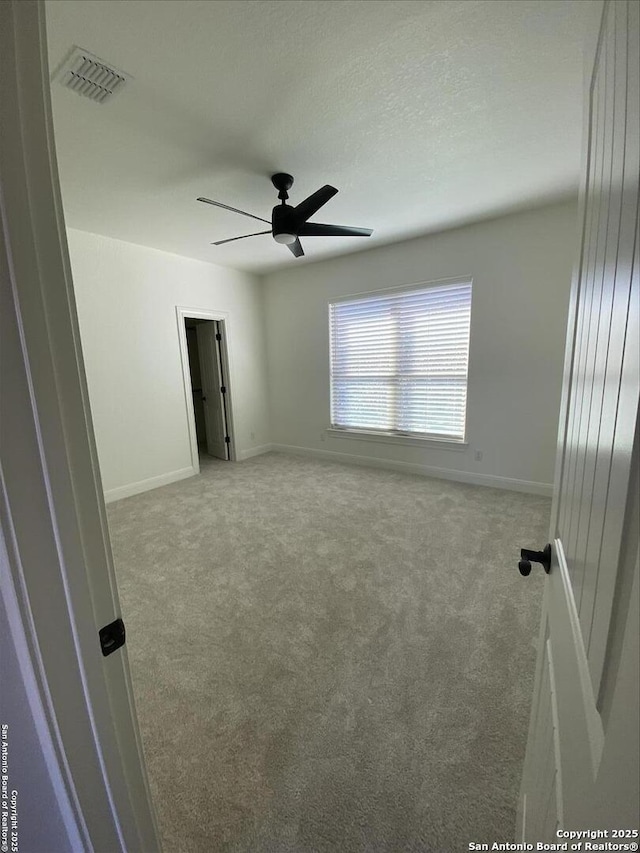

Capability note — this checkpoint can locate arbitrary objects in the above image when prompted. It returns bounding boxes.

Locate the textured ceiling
[45,0,600,273]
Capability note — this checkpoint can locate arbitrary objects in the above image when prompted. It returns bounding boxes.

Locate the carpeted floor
[107,452,547,853]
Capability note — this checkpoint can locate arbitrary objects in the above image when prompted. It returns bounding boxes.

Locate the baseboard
[104,466,197,503]
[270,444,553,496]
[102,447,552,499]
[236,444,274,461]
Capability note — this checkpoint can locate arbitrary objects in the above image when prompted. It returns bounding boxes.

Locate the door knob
[518,543,552,576]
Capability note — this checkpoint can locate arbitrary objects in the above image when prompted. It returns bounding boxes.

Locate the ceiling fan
[197,173,373,258]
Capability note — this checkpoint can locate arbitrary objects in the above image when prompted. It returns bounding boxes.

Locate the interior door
[517,0,639,841]
[196,322,228,459]
[1,1,160,848]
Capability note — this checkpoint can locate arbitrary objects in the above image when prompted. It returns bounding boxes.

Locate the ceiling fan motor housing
[272,204,298,239]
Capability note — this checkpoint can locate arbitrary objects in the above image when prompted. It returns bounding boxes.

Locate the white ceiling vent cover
[53,46,131,104]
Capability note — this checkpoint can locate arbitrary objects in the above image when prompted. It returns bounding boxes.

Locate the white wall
[69,201,577,501]
[263,201,578,494]
[67,229,270,500]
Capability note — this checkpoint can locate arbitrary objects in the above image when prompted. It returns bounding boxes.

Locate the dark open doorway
[184,317,231,462]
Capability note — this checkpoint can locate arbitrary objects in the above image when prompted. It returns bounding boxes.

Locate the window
[329,280,472,442]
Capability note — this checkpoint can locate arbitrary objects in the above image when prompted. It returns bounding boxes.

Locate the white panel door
[196,322,228,460]
[518,0,639,841]
[0,2,160,848]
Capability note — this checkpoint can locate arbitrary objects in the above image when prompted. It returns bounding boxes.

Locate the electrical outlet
[320,432,326,442]
[250,431,255,441]
[474,450,483,462]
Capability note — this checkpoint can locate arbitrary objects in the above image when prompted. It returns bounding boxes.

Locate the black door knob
[519,543,552,576]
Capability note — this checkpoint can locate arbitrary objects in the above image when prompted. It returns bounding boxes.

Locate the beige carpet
[107,452,547,852]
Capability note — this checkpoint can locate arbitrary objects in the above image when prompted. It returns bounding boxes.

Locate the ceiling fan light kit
[197,173,373,258]
[273,232,297,245]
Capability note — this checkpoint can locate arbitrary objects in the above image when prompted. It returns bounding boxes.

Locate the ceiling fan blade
[288,238,304,258]
[197,197,271,225]
[294,185,338,222]
[298,223,373,237]
[211,230,271,246]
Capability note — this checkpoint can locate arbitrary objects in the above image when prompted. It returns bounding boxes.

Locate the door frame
[176,306,237,470]
[0,1,160,850]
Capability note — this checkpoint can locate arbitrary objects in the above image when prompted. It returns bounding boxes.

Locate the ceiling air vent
[53,46,131,104]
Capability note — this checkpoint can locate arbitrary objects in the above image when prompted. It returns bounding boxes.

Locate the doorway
[177,308,236,469]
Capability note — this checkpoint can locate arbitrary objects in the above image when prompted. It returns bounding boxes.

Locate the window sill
[326,428,468,451]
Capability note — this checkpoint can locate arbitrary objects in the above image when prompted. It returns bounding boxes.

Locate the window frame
[328,277,473,446]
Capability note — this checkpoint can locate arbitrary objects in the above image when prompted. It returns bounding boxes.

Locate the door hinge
[215,333,222,341]
[99,618,126,657]
[225,436,231,444]
[220,386,226,394]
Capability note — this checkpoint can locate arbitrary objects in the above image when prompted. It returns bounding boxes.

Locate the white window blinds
[329,281,472,440]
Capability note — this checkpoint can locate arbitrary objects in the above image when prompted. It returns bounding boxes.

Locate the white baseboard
[104,466,197,503]
[271,444,553,497]
[236,444,274,461]
[103,446,552,500]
